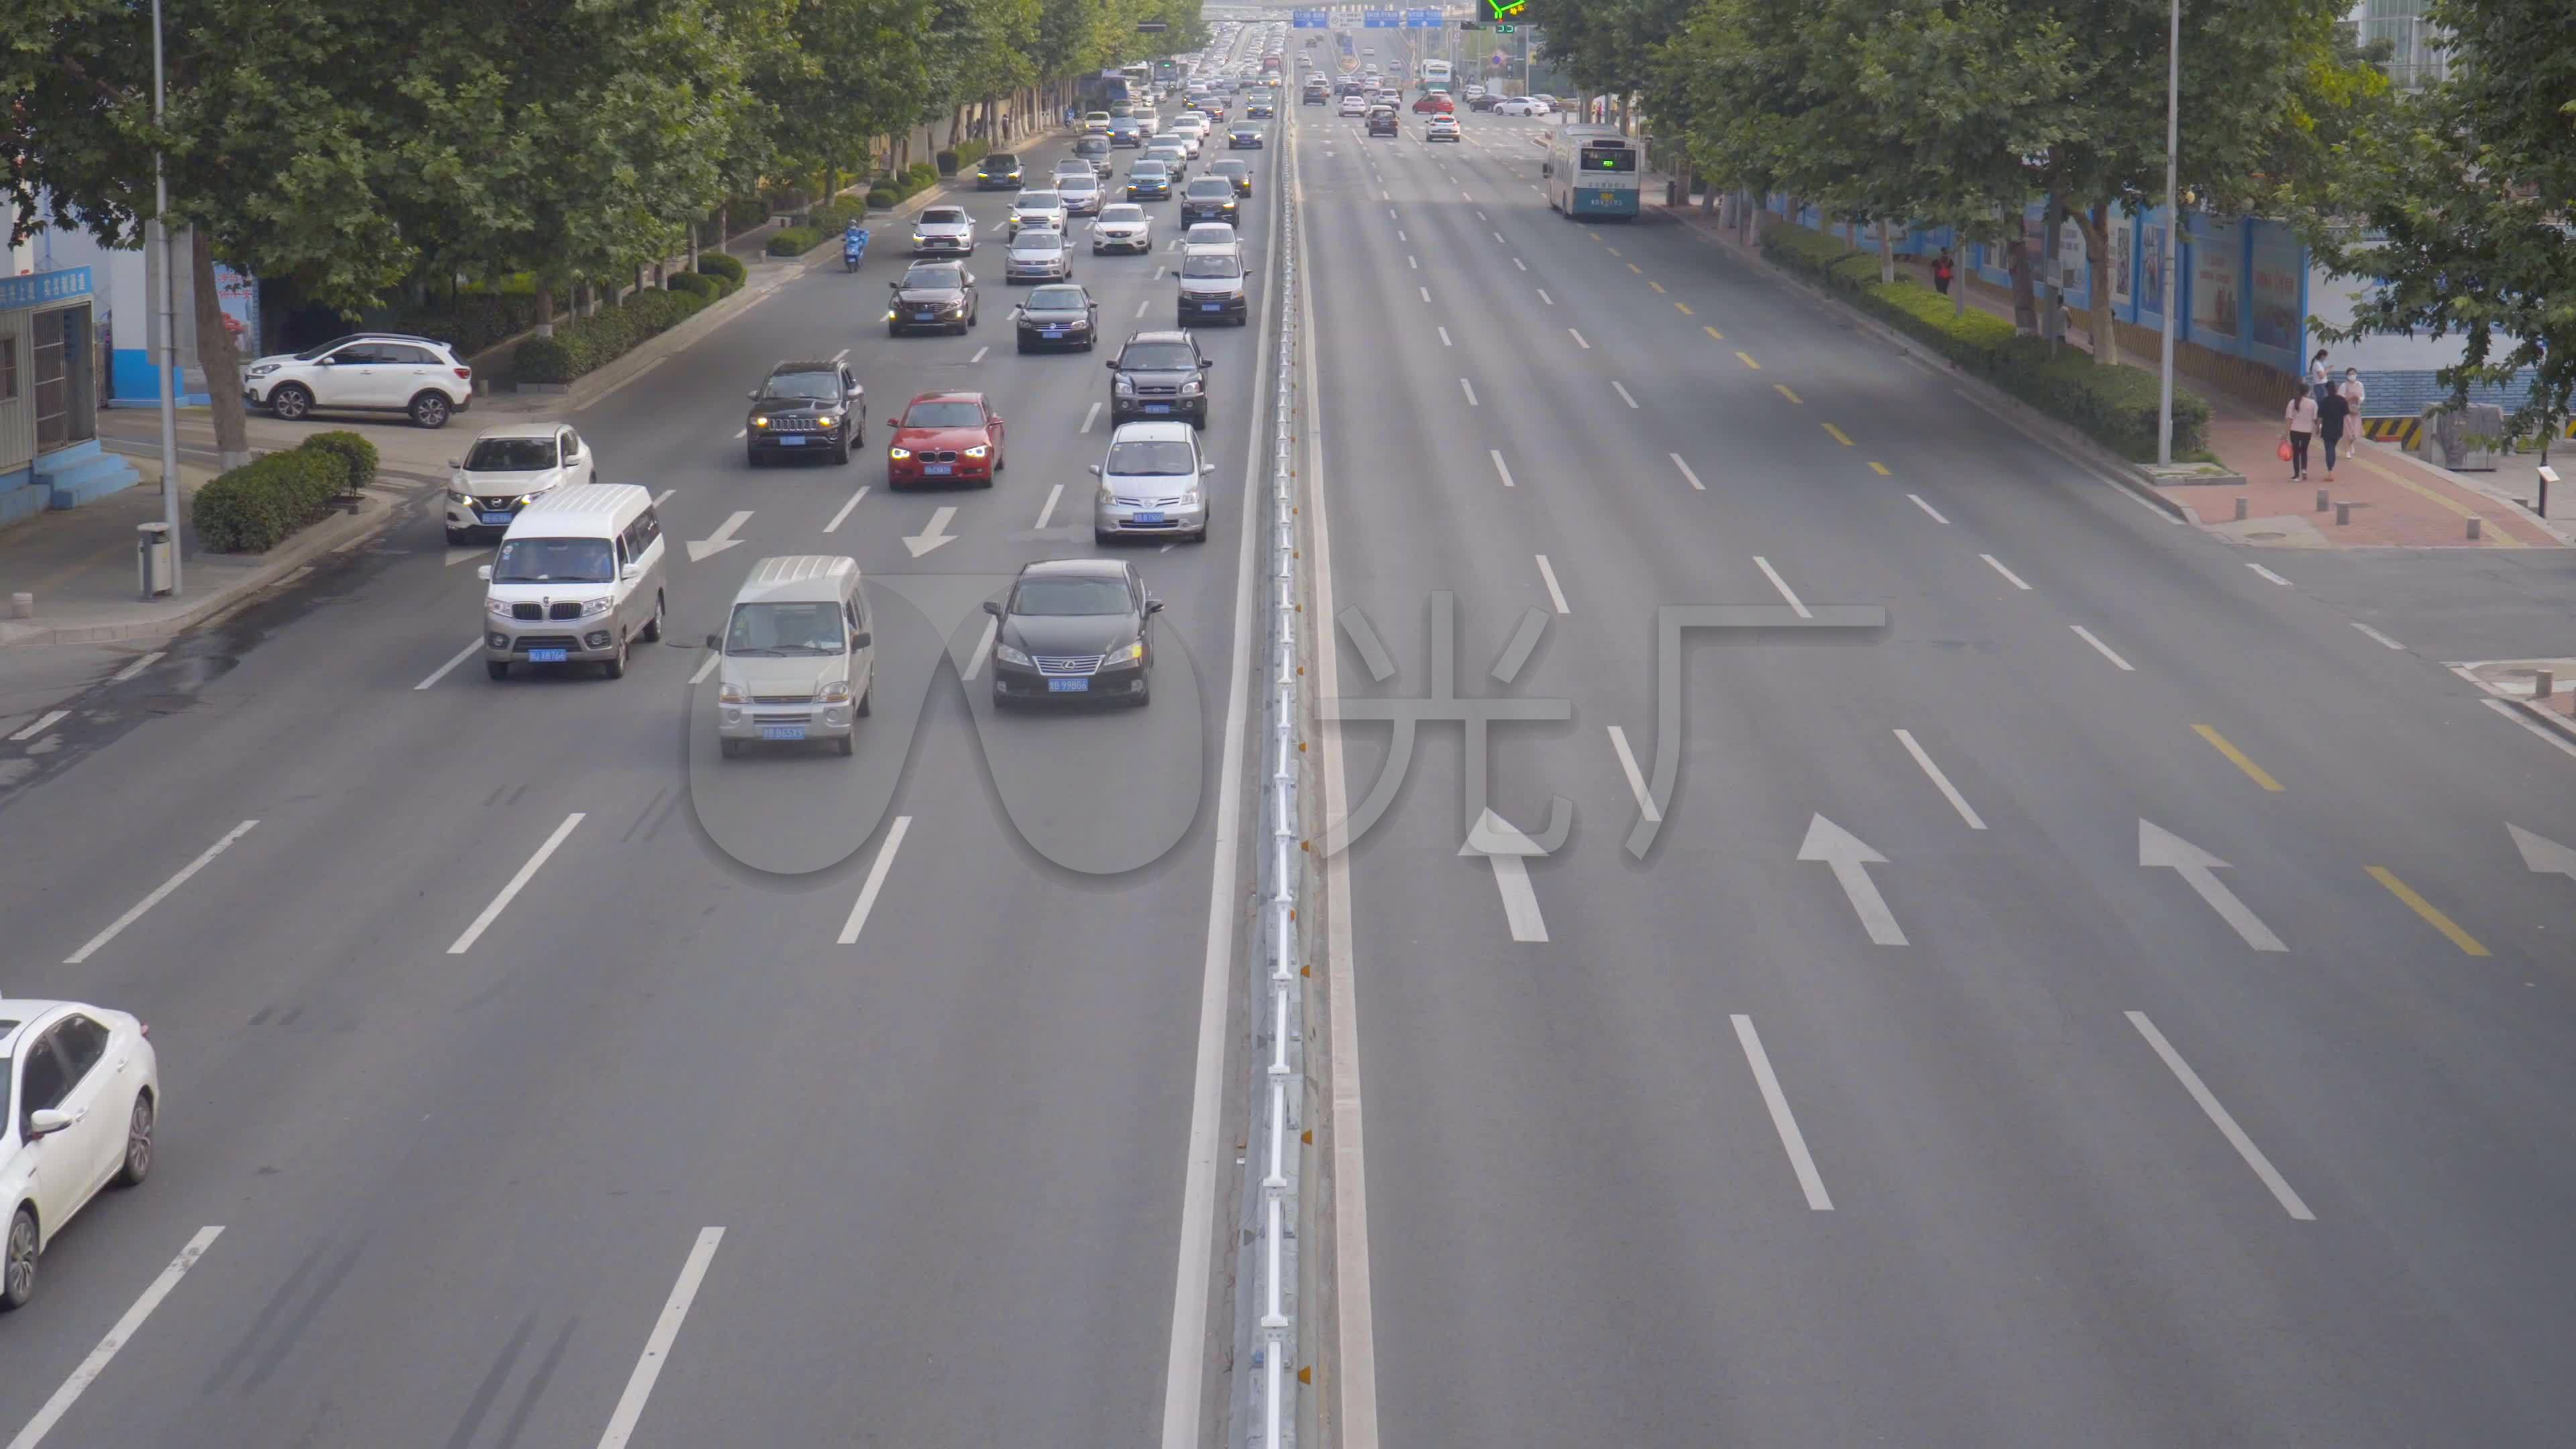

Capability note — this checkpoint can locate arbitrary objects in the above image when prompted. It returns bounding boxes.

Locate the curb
[2512,698,2576,745]
[1663,209,2199,524]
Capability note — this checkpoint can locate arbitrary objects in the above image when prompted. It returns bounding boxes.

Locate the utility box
[137,521,172,598]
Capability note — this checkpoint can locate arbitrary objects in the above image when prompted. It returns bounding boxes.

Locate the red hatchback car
[1411,93,1454,115]
[888,391,1006,489]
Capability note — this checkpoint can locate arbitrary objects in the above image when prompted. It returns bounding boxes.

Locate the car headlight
[486,596,517,619]
[247,362,279,378]
[751,415,769,428]
[818,680,853,704]
[579,596,614,619]
[450,489,474,505]
[717,680,747,705]
[1181,489,1202,507]
[993,643,1032,667]
[1115,375,1136,394]
[1109,640,1146,663]
[888,446,912,460]
[884,310,898,320]
[963,444,990,459]
[1181,378,1203,395]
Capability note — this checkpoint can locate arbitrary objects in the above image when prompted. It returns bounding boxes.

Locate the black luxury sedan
[886,262,979,336]
[1014,284,1101,353]
[745,359,864,466]
[983,559,1163,710]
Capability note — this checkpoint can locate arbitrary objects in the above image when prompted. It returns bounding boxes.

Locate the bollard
[2538,465,2557,520]
[2234,497,2249,521]
[2335,501,2353,525]
[2467,516,2482,541]
[2536,670,2555,700]
[2316,488,2330,513]
[8,592,30,620]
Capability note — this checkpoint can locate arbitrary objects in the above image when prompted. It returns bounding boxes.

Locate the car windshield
[1183,254,1241,278]
[919,208,967,225]
[1016,193,1061,209]
[1099,205,1145,223]
[1013,230,1062,249]
[1106,439,1198,475]
[1012,578,1132,617]
[1187,181,1232,198]
[1120,343,1199,370]
[464,438,558,472]
[762,371,841,400]
[985,153,1018,166]
[724,601,845,657]
[1133,162,1167,176]
[903,267,963,289]
[492,536,614,584]
[903,401,986,428]
[1026,286,1087,309]
[1187,227,1233,244]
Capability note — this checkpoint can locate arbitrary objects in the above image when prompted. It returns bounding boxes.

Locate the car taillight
[455,367,472,380]
[140,1022,150,1037]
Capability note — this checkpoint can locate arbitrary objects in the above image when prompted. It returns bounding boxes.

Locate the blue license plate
[780,435,806,446]
[480,512,514,527]
[1049,678,1089,693]
[1042,329,1065,339]
[1134,511,1166,525]
[529,648,569,663]
[925,464,953,476]
[1145,403,1172,413]
[1202,303,1223,312]
[761,724,808,741]
[917,311,936,320]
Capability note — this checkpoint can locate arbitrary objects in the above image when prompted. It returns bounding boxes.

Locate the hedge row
[767,226,822,257]
[511,285,714,384]
[1761,224,2209,460]
[695,251,746,291]
[384,291,543,357]
[936,139,991,175]
[193,434,372,553]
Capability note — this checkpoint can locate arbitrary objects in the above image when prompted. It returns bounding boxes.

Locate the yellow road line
[1627,262,1642,274]
[1735,351,1760,370]
[1868,462,1891,476]
[1648,280,1665,293]
[2365,867,2491,956]
[2192,724,2284,792]
[1774,384,1802,405]
[1821,423,1854,447]
[1674,301,1693,315]
[1704,325,1725,341]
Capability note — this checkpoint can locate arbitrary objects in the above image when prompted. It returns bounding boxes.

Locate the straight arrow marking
[1798,813,1906,945]
[686,511,753,562]
[2509,822,2576,881]
[1461,808,1548,941]
[2139,818,2286,951]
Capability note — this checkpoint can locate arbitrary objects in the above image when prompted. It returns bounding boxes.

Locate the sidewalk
[1647,184,2569,550]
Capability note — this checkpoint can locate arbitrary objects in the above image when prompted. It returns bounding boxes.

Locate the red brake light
[455,367,472,380]
[140,1022,150,1037]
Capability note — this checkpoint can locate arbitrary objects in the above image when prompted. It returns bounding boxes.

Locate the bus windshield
[1580,146,1639,174]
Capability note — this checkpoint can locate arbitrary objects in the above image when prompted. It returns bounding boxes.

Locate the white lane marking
[837,815,913,943]
[689,652,720,686]
[1381,189,1390,200]
[2247,562,2292,586]
[413,641,482,691]
[1567,329,1588,350]
[1607,725,1660,824]
[7,1226,225,1449]
[1460,378,1479,407]
[1081,401,1102,433]
[1670,454,1705,491]
[830,347,851,364]
[1155,264,1168,279]
[2485,697,2576,760]
[1407,254,1418,270]
[9,709,67,742]
[574,355,666,412]
[970,345,989,364]
[1419,286,1430,303]
[1036,482,1064,531]
[2071,624,2136,672]
[109,651,166,683]
[2351,620,2404,650]
[653,489,677,507]
[1733,1017,1834,1210]
[1438,326,1452,347]
[1894,729,1987,830]
[1980,553,2033,590]
[1492,231,1504,244]
[595,1227,727,1449]
[1387,207,1395,219]
[1907,492,1949,523]
[961,616,1001,682]
[1534,554,1569,613]
[823,484,871,534]
[1476,209,1487,220]
[2127,1012,2314,1220]
[1397,229,1406,242]
[447,812,584,955]
[1136,299,1150,317]
[1611,380,1638,410]
[64,820,260,965]
[1752,556,1810,619]
[1489,449,1515,489]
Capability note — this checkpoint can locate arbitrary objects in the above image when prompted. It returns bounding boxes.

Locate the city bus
[1418,58,1451,93]
[1543,127,1643,221]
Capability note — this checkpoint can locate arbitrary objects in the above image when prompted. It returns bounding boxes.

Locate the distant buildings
[2351,0,2450,90]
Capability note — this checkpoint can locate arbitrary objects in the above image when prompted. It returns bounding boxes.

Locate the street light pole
[2155,0,2180,466]
[151,0,183,593]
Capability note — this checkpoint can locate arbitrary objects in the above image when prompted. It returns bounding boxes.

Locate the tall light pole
[2155,0,2180,466]
[151,0,182,592]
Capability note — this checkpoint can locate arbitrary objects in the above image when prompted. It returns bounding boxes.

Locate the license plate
[761,724,808,741]
[1203,303,1224,312]
[529,648,569,663]
[925,464,953,476]
[1134,511,1166,525]
[1145,403,1173,413]
[1042,329,1065,339]
[780,435,806,446]
[1049,678,1089,693]
[480,512,514,526]
[917,311,936,319]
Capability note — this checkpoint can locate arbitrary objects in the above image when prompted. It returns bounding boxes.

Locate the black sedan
[745,359,865,466]
[983,559,1163,710]
[975,152,1024,189]
[1210,158,1252,196]
[1228,124,1265,150]
[1179,177,1241,226]
[1014,284,1100,353]
[887,263,979,335]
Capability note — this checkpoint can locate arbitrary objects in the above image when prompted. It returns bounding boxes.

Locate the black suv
[1106,331,1214,429]
[745,360,865,466]
[975,152,1024,189]
[1366,108,1399,138]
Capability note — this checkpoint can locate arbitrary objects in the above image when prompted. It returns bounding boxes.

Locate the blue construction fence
[1767,196,2310,381]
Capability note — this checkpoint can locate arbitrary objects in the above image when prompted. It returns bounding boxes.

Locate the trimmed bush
[936,149,961,176]
[384,292,543,358]
[510,286,714,384]
[866,186,898,211]
[665,270,720,302]
[695,251,747,292]
[767,225,822,257]
[1762,223,2209,459]
[955,139,989,169]
[193,447,350,553]
[299,430,379,490]
[906,162,938,193]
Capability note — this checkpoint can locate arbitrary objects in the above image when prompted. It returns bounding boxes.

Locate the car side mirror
[704,633,722,651]
[620,562,640,582]
[476,564,494,583]
[1146,598,1165,614]
[1201,461,1216,473]
[982,599,1004,616]
[850,631,872,650]
[1199,356,1215,366]
[1088,464,1104,476]
[447,458,462,469]
[1104,359,1118,369]
[748,390,761,399]
[26,1108,72,1139]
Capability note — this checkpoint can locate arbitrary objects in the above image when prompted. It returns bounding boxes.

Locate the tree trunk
[2007,228,2037,334]
[1878,219,1896,284]
[190,229,253,471]
[687,223,699,271]
[535,286,555,339]
[1955,241,1968,317]
[2076,202,2119,366]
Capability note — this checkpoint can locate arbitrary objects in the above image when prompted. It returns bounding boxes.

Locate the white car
[1183,222,1242,258]
[1425,115,1461,142]
[1057,172,1105,215]
[1092,204,1154,254]
[3,1000,159,1311]
[243,331,473,429]
[1006,227,1073,283]
[1338,95,1366,117]
[1165,127,1205,160]
[445,422,598,545]
[1492,97,1550,117]
[1007,191,1067,237]
[1464,83,1487,100]
[910,205,977,256]
[1134,111,1162,138]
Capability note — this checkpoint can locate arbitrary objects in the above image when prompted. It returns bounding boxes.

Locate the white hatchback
[3,1000,159,1311]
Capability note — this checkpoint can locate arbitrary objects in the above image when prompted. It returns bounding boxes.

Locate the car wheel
[410,392,454,429]
[720,739,744,759]
[1095,528,1114,546]
[2,1207,34,1311]
[836,734,855,756]
[113,1091,154,1188]
[746,445,761,466]
[992,692,1012,712]
[1018,340,1032,354]
[602,634,627,680]
[268,383,313,421]
[641,590,665,643]
[833,436,851,465]
[888,323,900,337]
[486,660,508,681]
[857,687,873,718]
[1131,678,1152,708]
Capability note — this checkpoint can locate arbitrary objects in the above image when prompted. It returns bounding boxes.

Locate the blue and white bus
[1418,58,1451,92]
[1543,127,1643,221]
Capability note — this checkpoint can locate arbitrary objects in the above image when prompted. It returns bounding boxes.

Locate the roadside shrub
[384,291,543,358]
[665,270,719,302]
[808,200,865,235]
[193,447,349,553]
[1763,223,2209,459]
[936,149,961,176]
[906,162,938,193]
[694,251,746,292]
[509,286,713,384]
[767,225,822,257]
[866,186,898,211]
[299,430,379,489]
[955,139,989,168]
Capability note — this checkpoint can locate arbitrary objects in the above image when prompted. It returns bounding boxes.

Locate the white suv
[243,331,474,429]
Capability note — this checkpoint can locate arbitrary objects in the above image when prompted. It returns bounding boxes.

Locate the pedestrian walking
[1931,251,1954,296]
[2339,366,2366,413]
[2318,380,2351,482]
[2308,350,2332,408]
[2284,388,2319,481]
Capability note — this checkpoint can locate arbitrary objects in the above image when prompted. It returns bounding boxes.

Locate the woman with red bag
[2282,388,2319,481]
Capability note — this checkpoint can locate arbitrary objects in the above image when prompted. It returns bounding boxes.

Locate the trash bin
[138,521,172,598]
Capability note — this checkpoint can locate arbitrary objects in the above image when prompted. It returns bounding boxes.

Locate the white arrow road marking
[686,511,753,562]
[904,506,960,557]
[8,1226,225,1449]
[2139,818,2285,951]
[1798,814,1906,945]
[1460,808,1548,942]
[2127,1012,2314,1220]
[2509,823,2576,883]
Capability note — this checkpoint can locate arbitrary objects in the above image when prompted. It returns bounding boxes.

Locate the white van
[478,484,667,680]
[708,555,873,757]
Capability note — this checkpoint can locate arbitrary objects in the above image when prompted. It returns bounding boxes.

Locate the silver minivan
[707,555,874,757]
[479,484,667,680]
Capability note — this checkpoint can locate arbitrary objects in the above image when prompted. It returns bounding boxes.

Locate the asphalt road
[1297,73,2576,1449]
[0,52,1279,1449]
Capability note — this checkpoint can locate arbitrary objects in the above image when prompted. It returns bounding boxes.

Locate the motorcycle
[842,226,869,272]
